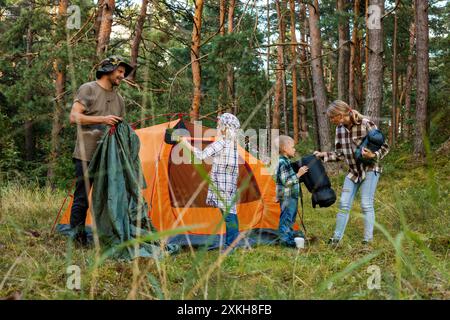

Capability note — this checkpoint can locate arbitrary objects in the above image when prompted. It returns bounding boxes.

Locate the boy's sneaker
[361,240,372,245]
[220,245,236,256]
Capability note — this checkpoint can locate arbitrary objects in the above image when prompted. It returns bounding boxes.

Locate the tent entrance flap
[168,146,261,208]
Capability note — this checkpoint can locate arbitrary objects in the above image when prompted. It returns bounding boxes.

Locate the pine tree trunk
[190,0,204,121]
[289,0,299,144]
[24,14,35,162]
[390,0,399,146]
[413,0,428,159]
[273,0,285,130]
[349,0,361,109]
[129,0,149,81]
[337,0,350,102]
[96,0,115,58]
[227,0,236,114]
[48,0,68,182]
[308,0,331,151]
[218,0,226,113]
[94,0,104,40]
[298,2,309,140]
[266,0,271,133]
[364,0,384,126]
[404,11,415,141]
[364,0,369,96]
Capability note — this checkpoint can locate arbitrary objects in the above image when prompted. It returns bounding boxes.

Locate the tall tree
[288,0,299,143]
[48,0,68,181]
[391,0,399,146]
[273,0,285,130]
[129,0,149,81]
[274,0,289,134]
[298,1,309,140]
[308,0,331,151]
[24,5,35,162]
[337,0,350,102]
[266,0,271,132]
[218,0,226,112]
[96,0,115,58]
[413,0,429,158]
[227,0,236,113]
[190,0,204,121]
[349,0,362,109]
[404,7,415,141]
[364,0,384,126]
[94,0,104,40]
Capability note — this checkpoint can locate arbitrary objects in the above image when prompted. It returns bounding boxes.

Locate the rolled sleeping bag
[291,154,336,208]
[354,129,385,165]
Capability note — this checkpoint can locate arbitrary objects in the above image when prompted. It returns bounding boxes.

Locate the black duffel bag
[291,154,336,208]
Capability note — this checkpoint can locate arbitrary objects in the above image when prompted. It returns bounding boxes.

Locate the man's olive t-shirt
[72,81,125,161]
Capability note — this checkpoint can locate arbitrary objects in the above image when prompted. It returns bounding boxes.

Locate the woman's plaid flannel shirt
[276,155,300,201]
[192,139,239,214]
[324,118,390,183]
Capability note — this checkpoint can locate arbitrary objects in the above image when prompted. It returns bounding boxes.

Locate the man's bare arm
[69,102,122,126]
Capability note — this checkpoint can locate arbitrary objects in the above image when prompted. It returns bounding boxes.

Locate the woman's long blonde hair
[326,100,366,124]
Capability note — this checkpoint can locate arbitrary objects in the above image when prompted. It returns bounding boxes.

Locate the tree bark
[190,0,204,121]
[308,0,331,151]
[364,0,384,126]
[349,0,361,109]
[96,0,115,58]
[94,0,104,40]
[364,0,369,95]
[48,0,68,181]
[266,0,271,133]
[129,0,149,81]
[227,0,236,114]
[298,2,309,140]
[24,9,35,162]
[218,0,226,113]
[413,0,428,159]
[273,0,285,131]
[288,0,299,143]
[390,0,399,146]
[337,0,350,102]
[404,8,415,141]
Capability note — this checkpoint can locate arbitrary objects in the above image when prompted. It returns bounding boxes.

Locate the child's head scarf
[217,113,240,140]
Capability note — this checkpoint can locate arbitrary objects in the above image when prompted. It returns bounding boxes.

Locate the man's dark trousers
[70,159,92,234]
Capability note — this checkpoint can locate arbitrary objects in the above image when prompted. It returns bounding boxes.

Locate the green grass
[0,151,449,300]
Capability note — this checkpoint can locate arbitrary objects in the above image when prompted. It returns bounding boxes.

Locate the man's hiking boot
[70,228,92,248]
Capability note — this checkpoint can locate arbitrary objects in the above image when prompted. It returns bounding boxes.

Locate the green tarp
[88,122,179,260]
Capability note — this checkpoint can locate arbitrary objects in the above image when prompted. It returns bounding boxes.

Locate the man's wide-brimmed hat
[96,56,134,79]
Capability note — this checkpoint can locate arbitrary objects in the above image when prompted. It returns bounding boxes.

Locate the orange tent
[56,119,298,247]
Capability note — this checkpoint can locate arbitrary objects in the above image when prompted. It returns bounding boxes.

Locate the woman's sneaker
[327,238,340,247]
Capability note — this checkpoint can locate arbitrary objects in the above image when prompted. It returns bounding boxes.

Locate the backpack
[291,154,336,208]
[354,129,385,165]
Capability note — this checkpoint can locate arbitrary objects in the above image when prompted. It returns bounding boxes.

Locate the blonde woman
[314,100,390,245]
